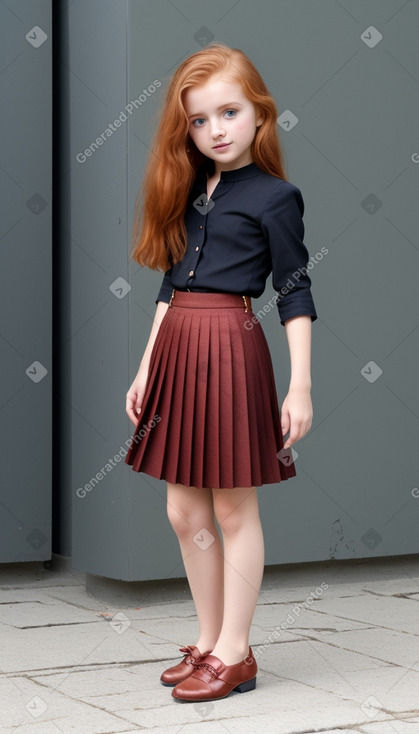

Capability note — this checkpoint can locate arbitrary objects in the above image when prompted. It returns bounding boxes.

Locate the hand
[126,364,149,426]
[280,386,313,449]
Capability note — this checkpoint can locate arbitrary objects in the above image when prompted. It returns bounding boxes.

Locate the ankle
[195,640,216,655]
[210,641,250,664]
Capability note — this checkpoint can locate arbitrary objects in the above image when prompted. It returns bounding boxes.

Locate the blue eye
[191,110,237,127]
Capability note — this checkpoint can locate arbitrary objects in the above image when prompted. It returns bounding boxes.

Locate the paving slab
[1,558,418,733]
[297,625,419,668]
[312,593,419,634]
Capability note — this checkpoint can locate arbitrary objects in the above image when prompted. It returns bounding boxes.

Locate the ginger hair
[129,42,289,271]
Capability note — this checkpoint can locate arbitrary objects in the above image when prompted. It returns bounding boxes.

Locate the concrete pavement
[1,556,419,733]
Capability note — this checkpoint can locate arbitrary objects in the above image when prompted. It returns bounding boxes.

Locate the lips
[213,143,231,149]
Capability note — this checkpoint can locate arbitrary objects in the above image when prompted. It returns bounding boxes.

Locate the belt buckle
[242,295,249,313]
[169,288,175,307]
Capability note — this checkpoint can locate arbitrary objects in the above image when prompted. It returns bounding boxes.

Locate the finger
[283,427,295,448]
[283,437,295,449]
[284,429,300,449]
[126,409,136,424]
[126,402,141,422]
[281,418,290,436]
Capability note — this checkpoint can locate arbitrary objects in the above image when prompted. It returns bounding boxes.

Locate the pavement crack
[299,606,419,637]
[17,621,98,629]
[363,588,419,600]
[7,658,167,677]
[285,631,412,669]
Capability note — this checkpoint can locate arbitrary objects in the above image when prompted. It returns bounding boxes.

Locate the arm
[126,300,169,424]
[140,300,170,371]
[260,182,317,447]
[281,314,313,449]
[261,182,318,326]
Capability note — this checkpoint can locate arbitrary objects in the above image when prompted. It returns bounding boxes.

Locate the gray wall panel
[59,0,419,579]
[0,1,52,562]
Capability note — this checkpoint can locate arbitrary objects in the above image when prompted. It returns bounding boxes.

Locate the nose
[210,119,225,139]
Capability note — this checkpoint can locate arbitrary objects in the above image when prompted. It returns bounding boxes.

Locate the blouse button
[199,225,203,229]
[189,270,194,276]
[195,246,199,251]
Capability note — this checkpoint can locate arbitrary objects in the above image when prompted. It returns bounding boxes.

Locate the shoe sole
[172,675,257,702]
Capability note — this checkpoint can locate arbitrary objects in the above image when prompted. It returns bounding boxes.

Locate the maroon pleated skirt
[124,289,296,489]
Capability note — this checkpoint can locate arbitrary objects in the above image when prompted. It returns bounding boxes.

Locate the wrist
[289,379,311,392]
[138,355,150,373]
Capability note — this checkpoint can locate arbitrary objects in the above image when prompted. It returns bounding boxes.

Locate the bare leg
[166,481,224,653]
[210,486,264,666]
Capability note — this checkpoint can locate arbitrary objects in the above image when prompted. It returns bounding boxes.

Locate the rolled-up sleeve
[261,182,318,327]
[155,267,174,305]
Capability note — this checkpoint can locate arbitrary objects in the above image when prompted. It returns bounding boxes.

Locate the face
[184,74,262,174]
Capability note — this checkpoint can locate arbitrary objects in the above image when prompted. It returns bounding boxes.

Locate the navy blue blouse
[155,160,318,326]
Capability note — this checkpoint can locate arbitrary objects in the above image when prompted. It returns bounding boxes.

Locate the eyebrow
[188,102,242,119]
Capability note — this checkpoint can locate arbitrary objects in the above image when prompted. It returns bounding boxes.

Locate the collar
[195,160,262,186]
[219,161,262,181]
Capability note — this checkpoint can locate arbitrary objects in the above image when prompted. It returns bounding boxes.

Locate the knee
[213,491,259,536]
[166,502,187,536]
[213,502,243,536]
[166,501,214,539]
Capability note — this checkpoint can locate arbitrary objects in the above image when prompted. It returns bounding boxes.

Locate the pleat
[227,312,254,486]
[125,312,173,469]
[255,323,296,479]
[190,314,210,489]
[126,310,181,473]
[217,312,234,488]
[125,296,297,488]
[203,311,220,487]
[158,312,191,480]
[176,311,198,485]
[235,312,264,486]
[252,324,283,478]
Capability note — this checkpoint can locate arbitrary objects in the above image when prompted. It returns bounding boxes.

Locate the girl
[125,42,317,703]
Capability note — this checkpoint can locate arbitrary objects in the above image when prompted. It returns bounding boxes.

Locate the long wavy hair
[130,42,289,271]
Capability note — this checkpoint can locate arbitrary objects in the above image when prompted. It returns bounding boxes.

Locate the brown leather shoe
[171,646,257,701]
[160,645,212,686]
